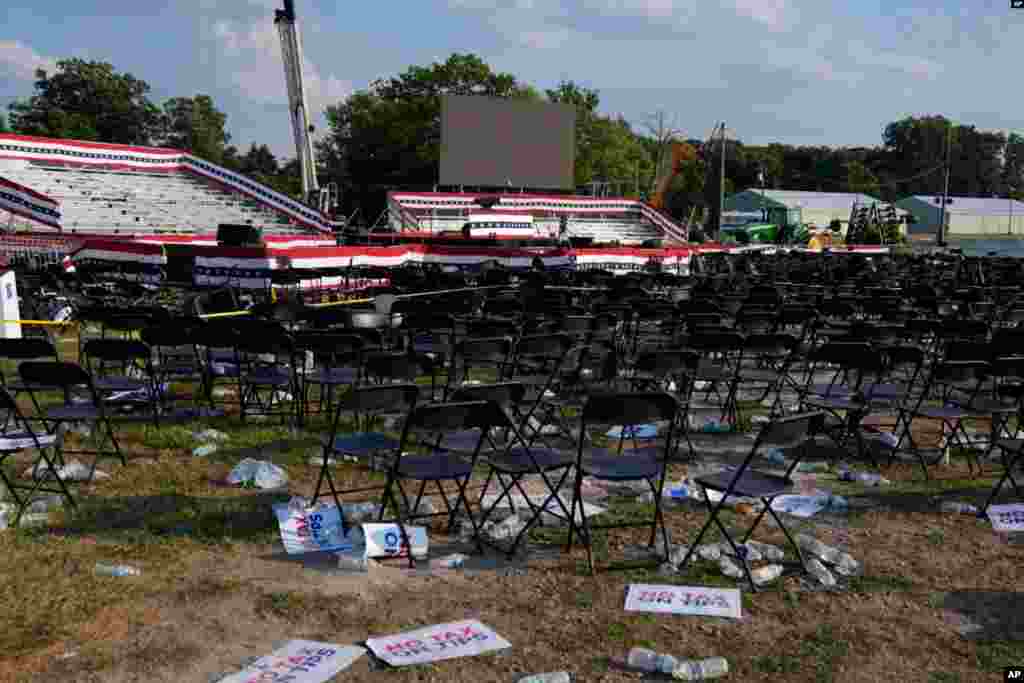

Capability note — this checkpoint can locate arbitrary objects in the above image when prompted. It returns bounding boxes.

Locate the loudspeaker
[216,223,263,247]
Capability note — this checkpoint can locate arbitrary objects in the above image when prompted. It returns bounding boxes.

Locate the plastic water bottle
[940,501,979,515]
[627,648,679,675]
[516,673,572,683]
[672,657,730,680]
[94,562,141,577]
[806,558,837,587]
[765,448,786,466]
[336,554,371,572]
[750,564,783,585]
[192,444,218,457]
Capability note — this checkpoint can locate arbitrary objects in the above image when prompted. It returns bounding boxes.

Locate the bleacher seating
[406,210,664,245]
[0,162,304,235]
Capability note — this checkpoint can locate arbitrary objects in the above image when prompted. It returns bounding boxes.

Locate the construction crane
[648,140,699,211]
[274,0,337,216]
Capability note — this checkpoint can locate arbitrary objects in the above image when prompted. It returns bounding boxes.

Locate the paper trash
[273,498,361,555]
[366,620,511,666]
[362,523,428,559]
[227,458,289,489]
[988,503,1024,532]
[625,583,742,619]
[216,640,365,683]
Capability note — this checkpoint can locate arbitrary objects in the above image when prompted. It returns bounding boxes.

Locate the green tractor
[720,206,810,245]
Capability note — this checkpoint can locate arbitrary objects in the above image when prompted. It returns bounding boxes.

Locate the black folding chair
[567,392,680,574]
[0,338,60,428]
[0,386,75,525]
[294,331,364,422]
[19,361,126,480]
[378,400,496,567]
[982,437,1024,514]
[676,411,825,591]
[82,338,161,426]
[312,383,419,524]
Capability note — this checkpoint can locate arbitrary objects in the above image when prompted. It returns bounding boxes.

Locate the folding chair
[676,411,825,591]
[311,383,419,520]
[508,334,574,447]
[446,337,513,398]
[81,338,161,426]
[18,361,126,480]
[236,329,300,424]
[378,400,496,567]
[567,392,680,574]
[0,338,60,427]
[982,437,1024,514]
[0,386,75,525]
[447,382,576,556]
[141,320,207,417]
[294,332,364,422]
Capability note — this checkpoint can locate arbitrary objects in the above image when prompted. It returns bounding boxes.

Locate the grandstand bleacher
[0,133,329,236]
[388,191,687,245]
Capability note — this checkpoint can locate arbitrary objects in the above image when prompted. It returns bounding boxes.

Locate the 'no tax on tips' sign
[625,584,742,619]
[217,641,365,683]
[366,620,511,666]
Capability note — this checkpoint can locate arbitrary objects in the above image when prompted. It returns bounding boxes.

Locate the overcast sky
[2,0,1021,161]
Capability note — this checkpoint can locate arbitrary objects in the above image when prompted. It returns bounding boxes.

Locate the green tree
[545,80,602,187]
[239,144,279,176]
[0,113,7,133]
[320,53,535,218]
[161,95,230,163]
[846,160,880,195]
[8,58,162,145]
[1003,133,1024,197]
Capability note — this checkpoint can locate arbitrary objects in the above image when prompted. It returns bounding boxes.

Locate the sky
[1,0,1022,163]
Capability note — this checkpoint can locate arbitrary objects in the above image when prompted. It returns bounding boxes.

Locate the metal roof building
[895,195,1024,238]
[724,190,896,229]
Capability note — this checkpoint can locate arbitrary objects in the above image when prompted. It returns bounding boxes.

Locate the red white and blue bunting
[0,175,61,229]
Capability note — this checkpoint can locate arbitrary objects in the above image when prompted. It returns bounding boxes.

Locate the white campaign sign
[362,523,429,559]
[273,500,360,555]
[366,620,511,666]
[217,640,365,683]
[624,584,742,619]
[988,504,1024,532]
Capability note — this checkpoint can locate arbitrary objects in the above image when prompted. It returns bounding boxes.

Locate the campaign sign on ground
[365,620,511,666]
[273,501,359,555]
[624,584,742,619]
[218,640,365,683]
[362,523,429,559]
[988,504,1024,532]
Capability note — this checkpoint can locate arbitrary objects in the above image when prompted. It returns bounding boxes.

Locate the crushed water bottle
[94,562,141,577]
[516,673,572,683]
[672,657,730,681]
[750,564,784,585]
[192,444,218,458]
[765,448,786,466]
[940,501,979,515]
[627,647,678,675]
[806,558,837,587]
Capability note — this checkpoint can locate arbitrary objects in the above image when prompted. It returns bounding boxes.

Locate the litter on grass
[624,584,741,619]
[215,641,365,683]
[365,620,511,666]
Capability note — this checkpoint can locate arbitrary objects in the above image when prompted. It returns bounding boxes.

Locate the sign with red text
[988,503,1024,532]
[365,620,511,666]
[218,641,365,683]
[624,584,742,619]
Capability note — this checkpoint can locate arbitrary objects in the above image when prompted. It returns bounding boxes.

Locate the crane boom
[275,0,320,207]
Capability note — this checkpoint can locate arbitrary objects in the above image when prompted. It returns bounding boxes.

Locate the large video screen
[440,95,576,190]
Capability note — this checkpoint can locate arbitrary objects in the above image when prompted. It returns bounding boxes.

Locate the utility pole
[938,123,952,246]
[719,122,727,238]
[1010,191,1015,236]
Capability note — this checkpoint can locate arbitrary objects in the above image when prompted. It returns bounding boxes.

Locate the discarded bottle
[435,553,467,569]
[672,657,730,681]
[94,562,141,577]
[750,564,784,585]
[627,647,679,675]
[765,448,786,466]
[516,673,572,683]
[940,501,979,515]
[856,472,889,486]
[192,444,218,458]
[336,554,371,572]
[806,558,837,587]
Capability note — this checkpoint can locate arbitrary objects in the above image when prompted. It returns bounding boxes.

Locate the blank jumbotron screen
[440,95,576,190]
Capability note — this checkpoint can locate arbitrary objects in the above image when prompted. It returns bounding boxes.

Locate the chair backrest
[448,381,526,410]
[754,411,825,450]
[404,400,495,434]
[141,320,203,349]
[293,332,363,359]
[19,361,95,393]
[582,392,679,427]
[363,352,426,382]
[0,338,59,361]
[338,383,419,414]
[83,339,151,364]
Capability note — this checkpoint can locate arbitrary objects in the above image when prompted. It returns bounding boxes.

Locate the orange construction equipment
[649,141,699,210]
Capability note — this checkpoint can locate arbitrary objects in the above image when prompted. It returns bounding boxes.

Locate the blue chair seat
[245,367,292,386]
[580,451,662,481]
[328,432,399,455]
[397,454,473,480]
[46,404,102,421]
[95,376,149,392]
[0,431,57,451]
[919,405,970,419]
[307,367,359,385]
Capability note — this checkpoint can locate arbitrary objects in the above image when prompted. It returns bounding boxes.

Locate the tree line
[7,55,1024,228]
